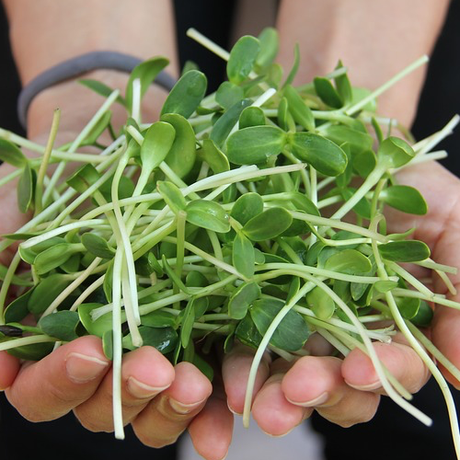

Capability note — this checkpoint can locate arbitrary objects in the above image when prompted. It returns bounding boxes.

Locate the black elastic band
[17,51,176,129]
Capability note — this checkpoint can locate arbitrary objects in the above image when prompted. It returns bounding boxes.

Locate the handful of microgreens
[1,27,460,454]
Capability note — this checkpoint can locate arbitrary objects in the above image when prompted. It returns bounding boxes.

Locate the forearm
[4,0,178,137]
[276,0,450,126]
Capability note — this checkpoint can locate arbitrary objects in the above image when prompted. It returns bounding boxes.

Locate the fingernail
[127,376,170,399]
[65,352,109,383]
[169,396,207,414]
[227,402,243,416]
[345,380,381,391]
[286,391,329,408]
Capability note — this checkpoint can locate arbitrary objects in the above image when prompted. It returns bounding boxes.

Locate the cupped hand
[221,160,460,437]
[0,117,232,460]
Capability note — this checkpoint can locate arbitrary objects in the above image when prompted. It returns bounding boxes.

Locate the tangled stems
[1,28,460,452]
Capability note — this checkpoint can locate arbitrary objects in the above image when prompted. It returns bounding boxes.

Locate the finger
[74,345,175,432]
[342,339,430,394]
[132,361,212,448]
[5,335,110,421]
[252,370,309,437]
[0,351,21,390]
[222,344,271,415]
[188,384,234,460]
[281,356,379,428]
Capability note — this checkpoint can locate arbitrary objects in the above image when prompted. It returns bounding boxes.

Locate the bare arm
[276,0,450,126]
[3,0,179,137]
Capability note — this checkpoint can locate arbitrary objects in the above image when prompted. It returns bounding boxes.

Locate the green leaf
[160,113,196,178]
[28,274,72,315]
[314,77,343,108]
[282,44,300,88]
[283,84,315,131]
[226,125,286,165]
[141,310,177,328]
[4,288,34,323]
[306,286,335,320]
[17,163,34,213]
[410,300,433,327]
[380,185,428,215]
[161,70,207,119]
[323,125,374,156]
[34,243,80,275]
[185,200,230,233]
[216,81,244,110]
[125,57,169,111]
[98,175,135,202]
[228,282,261,320]
[250,298,310,352]
[396,297,420,320]
[38,310,79,341]
[78,303,112,337]
[103,260,114,303]
[378,240,430,262]
[81,233,115,259]
[181,298,196,348]
[19,236,66,264]
[7,342,54,361]
[83,110,112,145]
[123,326,178,354]
[192,353,214,381]
[324,249,373,275]
[351,87,377,112]
[255,27,279,70]
[235,314,262,349]
[210,99,252,147]
[374,280,399,293]
[353,149,377,178]
[377,137,415,169]
[334,61,352,105]
[0,139,28,167]
[60,253,81,274]
[232,232,255,278]
[185,271,208,288]
[79,79,125,105]
[239,106,266,129]
[289,132,348,176]
[231,192,264,226]
[197,139,230,173]
[140,121,176,172]
[286,191,321,216]
[341,188,371,220]
[67,164,101,193]
[277,97,295,132]
[102,330,113,360]
[157,180,187,214]
[243,207,293,242]
[227,35,260,84]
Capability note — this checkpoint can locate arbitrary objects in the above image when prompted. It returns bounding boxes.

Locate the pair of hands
[1,150,460,460]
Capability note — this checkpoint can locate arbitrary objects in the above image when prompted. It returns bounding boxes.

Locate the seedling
[0,27,459,457]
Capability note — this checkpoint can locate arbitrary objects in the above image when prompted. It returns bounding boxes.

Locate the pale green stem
[345,56,429,116]
[20,219,106,249]
[42,258,102,317]
[243,282,315,427]
[42,90,120,205]
[0,335,56,350]
[70,275,105,311]
[0,252,22,324]
[35,109,61,214]
[111,249,125,440]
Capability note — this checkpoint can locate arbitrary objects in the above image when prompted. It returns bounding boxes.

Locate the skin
[0,0,459,458]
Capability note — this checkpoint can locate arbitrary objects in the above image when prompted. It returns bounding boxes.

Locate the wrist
[27,69,168,141]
